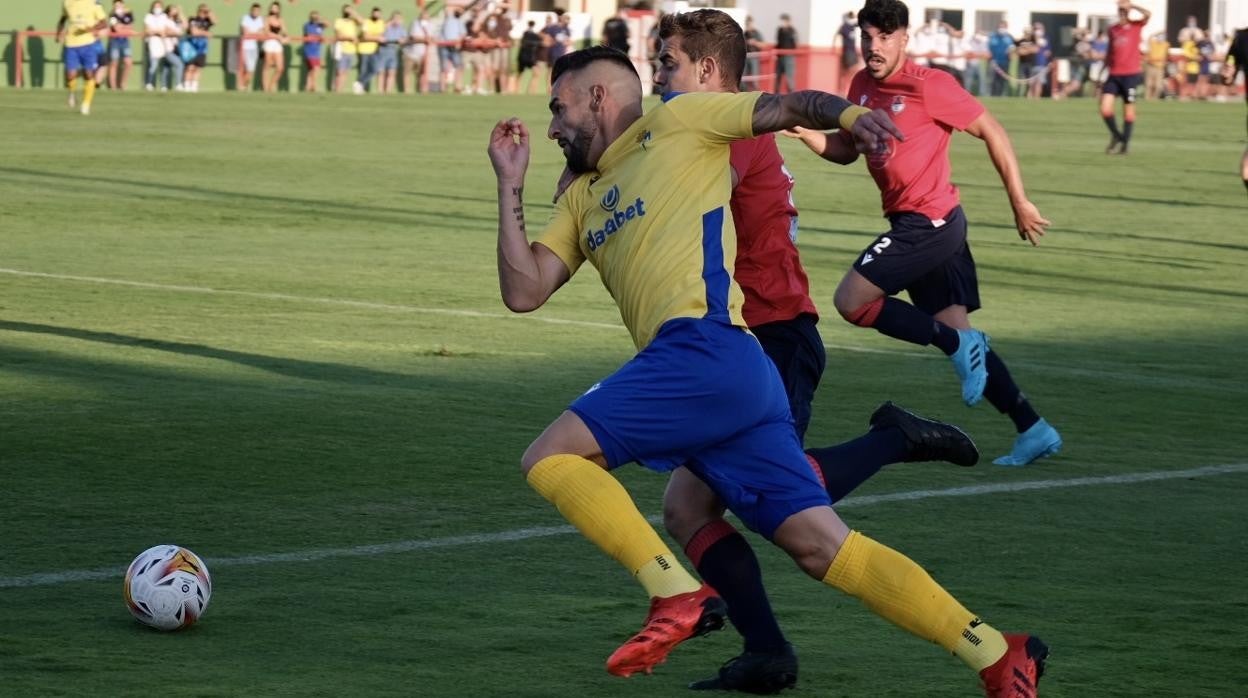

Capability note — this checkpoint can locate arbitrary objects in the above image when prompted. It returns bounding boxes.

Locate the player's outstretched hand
[488,118,530,183]
[1013,200,1050,246]
[850,108,904,155]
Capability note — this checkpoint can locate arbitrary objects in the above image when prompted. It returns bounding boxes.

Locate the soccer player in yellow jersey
[57,0,108,115]
[487,47,1047,697]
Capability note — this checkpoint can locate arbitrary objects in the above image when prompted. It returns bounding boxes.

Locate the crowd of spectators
[54,3,1248,102]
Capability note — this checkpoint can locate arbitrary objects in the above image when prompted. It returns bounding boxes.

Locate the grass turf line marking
[2,463,1244,590]
[0,268,1231,393]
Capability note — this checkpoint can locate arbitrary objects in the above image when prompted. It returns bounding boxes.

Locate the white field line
[0,268,1232,393]
[2,463,1244,590]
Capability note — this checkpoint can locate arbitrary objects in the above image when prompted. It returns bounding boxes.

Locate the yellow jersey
[537,91,761,350]
[334,18,358,55]
[357,19,384,55]
[62,0,105,48]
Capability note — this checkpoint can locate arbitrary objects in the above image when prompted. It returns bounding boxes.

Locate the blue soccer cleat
[993,419,1062,466]
[950,329,989,406]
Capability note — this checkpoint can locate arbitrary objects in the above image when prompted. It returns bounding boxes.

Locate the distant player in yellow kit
[57,0,108,115]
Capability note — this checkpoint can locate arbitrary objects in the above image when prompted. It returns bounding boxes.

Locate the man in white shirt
[238,3,264,91]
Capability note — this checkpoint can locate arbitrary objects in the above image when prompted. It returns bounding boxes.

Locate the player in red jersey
[788,0,1061,478]
[649,9,981,692]
[1102,1,1152,154]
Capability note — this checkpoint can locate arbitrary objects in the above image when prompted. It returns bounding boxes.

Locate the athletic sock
[872,297,939,346]
[931,322,961,356]
[1102,114,1122,139]
[83,78,96,107]
[686,520,787,653]
[527,454,701,598]
[822,531,1009,672]
[982,350,1040,433]
[1122,119,1134,145]
[69,76,80,95]
[806,428,910,503]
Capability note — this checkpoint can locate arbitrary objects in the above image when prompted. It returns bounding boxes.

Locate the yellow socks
[83,78,96,107]
[68,77,80,96]
[527,454,701,598]
[823,531,1008,672]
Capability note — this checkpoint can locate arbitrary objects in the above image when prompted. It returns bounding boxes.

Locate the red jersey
[1107,20,1146,75]
[845,61,984,221]
[728,135,818,327]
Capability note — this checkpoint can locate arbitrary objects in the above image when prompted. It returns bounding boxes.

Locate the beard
[561,123,598,174]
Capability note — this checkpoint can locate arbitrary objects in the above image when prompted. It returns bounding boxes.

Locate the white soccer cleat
[80,102,91,115]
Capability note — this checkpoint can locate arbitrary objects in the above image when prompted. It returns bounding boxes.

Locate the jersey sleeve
[923,70,985,131]
[535,184,587,276]
[666,91,761,144]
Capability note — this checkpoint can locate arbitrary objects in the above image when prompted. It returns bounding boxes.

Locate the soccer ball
[123,545,212,631]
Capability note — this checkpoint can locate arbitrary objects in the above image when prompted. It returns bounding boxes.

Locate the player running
[57,0,109,115]
[787,0,1061,468]
[488,45,1047,698]
[1223,25,1248,195]
[646,10,977,692]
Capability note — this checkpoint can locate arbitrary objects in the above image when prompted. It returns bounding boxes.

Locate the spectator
[182,3,213,93]
[1178,15,1201,45]
[962,27,989,96]
[402,8,432,94]
[356,6,385,93]
[159,4,186,90]
[464,11,492,95]
[988,20,1014,96]
[238,2,263,91]
[1180,30,1201,100]
[602,7,629,54]
[302,10,326,93]
[836,12,859,94]
[1016,27,1037,96]
[484,4,513,95]
[1088,29,1108,92]
[438,5,467,93]
[143,1,166,91]
[1144,31,1169,99]
[378,10,406,94]
[261,1,286,93]
[332,5,358,94]
[515,19,544,95]
[107,0,135,90]
[1197,32,1215,99]
[775,12,797,93]
[742,15,764,91]
[1028,23,1051,98]
[1064,28,1092,98]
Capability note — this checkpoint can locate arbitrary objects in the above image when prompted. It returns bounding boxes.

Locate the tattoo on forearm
[510,187,526,233]
[752,91,852,135]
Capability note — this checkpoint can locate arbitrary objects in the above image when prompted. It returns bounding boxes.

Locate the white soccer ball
[123,545,212,631]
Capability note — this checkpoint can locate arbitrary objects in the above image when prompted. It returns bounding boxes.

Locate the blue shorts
[854,205,980,315]
[108,38,131,60]
[64,44,100,73]
[439,46,462,69]
[569,318,830,539]
[378,47,399,71]
[337,54,354,72]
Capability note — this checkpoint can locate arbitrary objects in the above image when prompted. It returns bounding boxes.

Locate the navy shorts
[854,205,980,315]
[1103,73,1142,103]
[753,313,825,443]
[569,318,830,539]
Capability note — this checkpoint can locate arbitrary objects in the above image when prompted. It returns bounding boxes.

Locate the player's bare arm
[1119,1,1152,23]
[752,91,904,154]
[963,111,1050,246]
[781,126,860,165]
[488,118,572,312]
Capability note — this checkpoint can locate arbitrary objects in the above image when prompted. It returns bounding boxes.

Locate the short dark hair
[859,0,909,33]
[551,46,639,84]
[658,9,746,89]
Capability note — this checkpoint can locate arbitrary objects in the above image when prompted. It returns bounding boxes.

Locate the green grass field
[1,90,1246,697]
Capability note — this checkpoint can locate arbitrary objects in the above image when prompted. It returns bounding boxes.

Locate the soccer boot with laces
[688,643,798,694]
[979,634,1049,698]
[950,328,989,406]
[993,419,1062,466]
[869,401,979,466]
[606,583,727,677]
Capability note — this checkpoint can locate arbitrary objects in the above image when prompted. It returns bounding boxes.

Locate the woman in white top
[143,2,168,90]
[261,1,286,92]
[403,9,432,94]
[157,4,186,90]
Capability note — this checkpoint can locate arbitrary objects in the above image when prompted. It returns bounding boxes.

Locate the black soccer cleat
[869,401,979,466]
[1105,135,1121,155]
[689,643,798,694]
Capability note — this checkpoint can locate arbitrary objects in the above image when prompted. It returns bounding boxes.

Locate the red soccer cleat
[605,584,728,678]
[979,634,1049,698]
